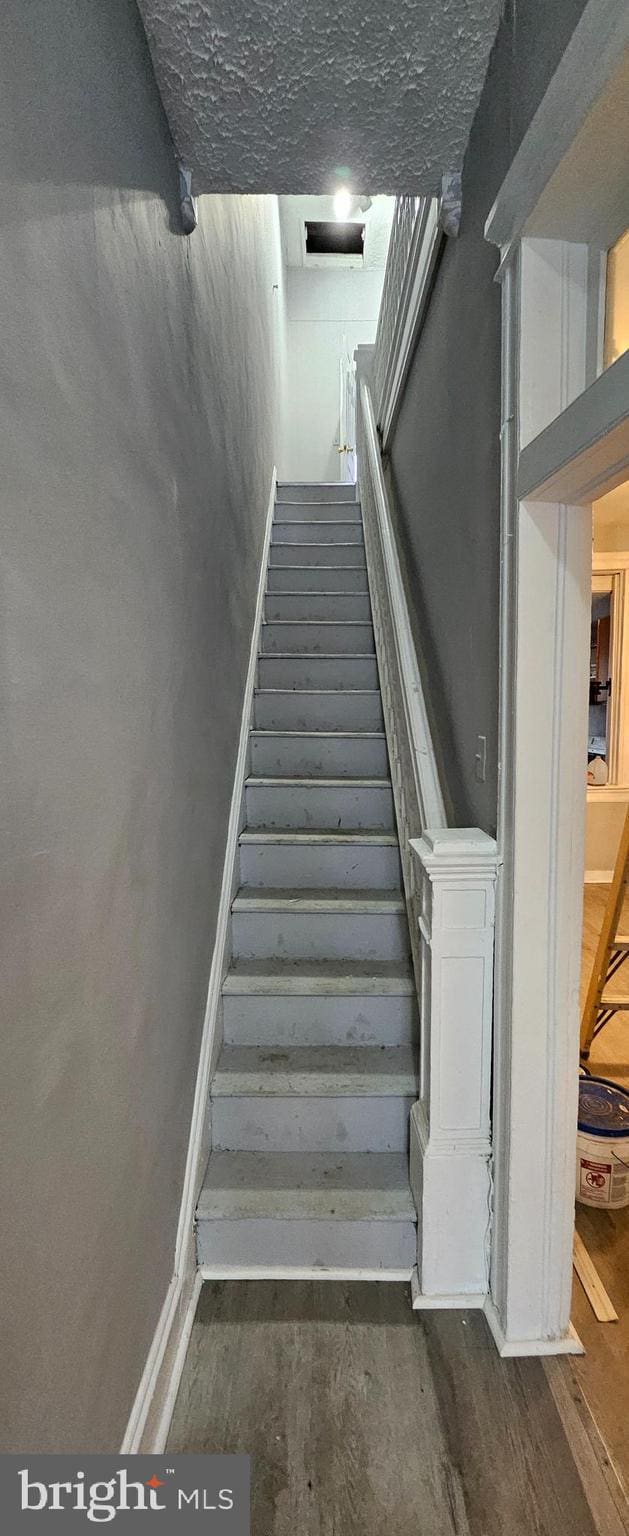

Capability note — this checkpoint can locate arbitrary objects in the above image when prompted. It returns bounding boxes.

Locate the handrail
[360,379,446,833]
[373,195,445,450]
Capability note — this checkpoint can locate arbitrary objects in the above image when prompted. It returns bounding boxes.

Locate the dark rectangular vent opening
[305,221,365,256]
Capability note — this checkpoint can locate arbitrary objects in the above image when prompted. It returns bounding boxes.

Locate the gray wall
[0,0,285,1451]
[386,0,590,834]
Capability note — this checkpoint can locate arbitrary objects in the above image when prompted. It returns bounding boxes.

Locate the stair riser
[258,655,378,689]
[275,502,362,524]
[222,992,417,1047]
[270,543,366,568]
[231,910,409,962]
[261,622,374,655]
[245,781,394,830]
[267,566,368,593]
[277,484,357,504]
[272,522,363,546]
[265,592,371,621]
[249,734,387,779]
[239,840,402,890]
[253,690,383,732]
[196,1217,416,1270]
[211,1095,414,1152]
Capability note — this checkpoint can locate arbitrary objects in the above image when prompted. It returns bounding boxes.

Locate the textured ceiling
[137,0,503,194]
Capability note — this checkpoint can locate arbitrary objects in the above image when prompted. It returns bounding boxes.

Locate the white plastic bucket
[576,1076,629,1208]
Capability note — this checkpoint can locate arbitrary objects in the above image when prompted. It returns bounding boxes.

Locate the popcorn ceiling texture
[137,0,503,192]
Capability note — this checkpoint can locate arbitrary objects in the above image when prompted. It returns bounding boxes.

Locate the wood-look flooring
[571,885,629,1508]
[169,1280,605,1535]
[168,885,629,1532]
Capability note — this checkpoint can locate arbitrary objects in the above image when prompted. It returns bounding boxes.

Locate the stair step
[277,482,358,504]
[198,1151,414,1219]
[210,1046,417,1152]
[213,1044,417,1096]
[265,592,371,621]
[270,542,366,568]
[249,730,387,779]
[196,1151,416,1269]
[230,887,408,962]
[253,689,383,732]
[261,620,374,655]
[258,654,378,689]
[222,960,416,1046]
[268,565,368,593]
[275,501,362,523]
[272,520,363,546]
[245,775,394,830]
[239,827,401,889]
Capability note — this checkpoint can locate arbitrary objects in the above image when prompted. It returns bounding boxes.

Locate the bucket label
[580,1156,612,1204]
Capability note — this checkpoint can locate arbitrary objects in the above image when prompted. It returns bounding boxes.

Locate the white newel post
[409,829,498,1303]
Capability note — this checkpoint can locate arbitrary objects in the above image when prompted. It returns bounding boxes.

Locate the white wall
[585,791,629,880]
[281,268,384,482]
[0,0,287,1453]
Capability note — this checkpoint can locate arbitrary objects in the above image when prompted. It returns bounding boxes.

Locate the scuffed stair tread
[249,730,385,740]
[239,829,398,845]
[198,1152,415,1222]
[232,887,404,913]
[245,775,391,788]
[268,564,367,572]
[255,688,380,694]
[265,590,368,596]
[212,1044,418,1096]
[256,653,374,661]
[223,959,415,995]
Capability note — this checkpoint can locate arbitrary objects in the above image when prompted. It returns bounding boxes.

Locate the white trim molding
[356,365,498,1307]
[486,23,629,1345]
[485,0,629,248]
[373,196,446,451]
[484,1300,584,1358]
[490,233,594,1353]
[357,370,446,987]
[518,350,629,504]
[121,468,277,1452]
[409,829,498,1302]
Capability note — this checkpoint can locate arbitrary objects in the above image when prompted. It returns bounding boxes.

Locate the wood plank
[574,1229,619,1322]
[544,1359,629,1536]
[168,1281,600,1535]
[581,804,629,1056]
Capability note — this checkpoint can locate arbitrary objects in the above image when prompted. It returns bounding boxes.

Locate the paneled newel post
[409,829,498,1304]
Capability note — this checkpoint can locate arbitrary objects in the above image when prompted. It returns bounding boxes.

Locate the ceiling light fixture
[333,187,353,221]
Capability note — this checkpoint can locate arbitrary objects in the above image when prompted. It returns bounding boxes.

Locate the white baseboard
[584,868,613,883]
[483,1297,584,1357]
[410,1269,486,1310]
[120,468,277,1453]
[121,1270,202,1453]
[199,1266,413,1282]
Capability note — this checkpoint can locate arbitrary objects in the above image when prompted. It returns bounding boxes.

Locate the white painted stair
[197,482,418,1274]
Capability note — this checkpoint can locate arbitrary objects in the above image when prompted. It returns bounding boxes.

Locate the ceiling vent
[304,220,365,268]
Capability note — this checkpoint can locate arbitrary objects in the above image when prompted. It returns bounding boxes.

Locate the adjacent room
[573,224,629,1486]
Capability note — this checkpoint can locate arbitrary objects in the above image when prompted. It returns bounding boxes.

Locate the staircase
[196,481,419,1274]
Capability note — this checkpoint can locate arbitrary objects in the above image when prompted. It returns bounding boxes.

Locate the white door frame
[484,0,629,1352]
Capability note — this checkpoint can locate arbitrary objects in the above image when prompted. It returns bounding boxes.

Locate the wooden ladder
[581,804,629,1058]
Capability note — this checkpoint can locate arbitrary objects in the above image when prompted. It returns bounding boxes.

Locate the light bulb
[333,187,352,221]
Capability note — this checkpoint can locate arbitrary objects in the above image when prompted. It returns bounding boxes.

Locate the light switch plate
[475,735,487,783]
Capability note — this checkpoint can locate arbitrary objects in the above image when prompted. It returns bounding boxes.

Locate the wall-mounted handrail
[359,378,447,834]
[358,367,497,1306]
[373,195,446,450]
